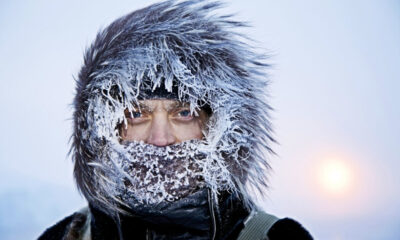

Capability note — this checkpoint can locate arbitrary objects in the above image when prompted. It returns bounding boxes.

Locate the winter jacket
[39,1,314,239]
[38,189,313,240]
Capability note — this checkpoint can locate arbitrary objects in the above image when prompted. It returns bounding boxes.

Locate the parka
[39,189,312,239]
[38,1,313,239]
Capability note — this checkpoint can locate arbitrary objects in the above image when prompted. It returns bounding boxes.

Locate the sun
[317,159,353,195]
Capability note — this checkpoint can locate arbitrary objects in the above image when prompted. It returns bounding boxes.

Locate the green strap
[237,210,279,240]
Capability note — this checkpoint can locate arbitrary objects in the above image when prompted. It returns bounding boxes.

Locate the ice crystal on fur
[72,0,274,215]
[96,140,233,207]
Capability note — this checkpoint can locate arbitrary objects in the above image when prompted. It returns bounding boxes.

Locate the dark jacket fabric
[38,190,312,240]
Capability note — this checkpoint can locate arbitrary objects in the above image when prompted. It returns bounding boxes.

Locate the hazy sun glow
[318,159,353,195]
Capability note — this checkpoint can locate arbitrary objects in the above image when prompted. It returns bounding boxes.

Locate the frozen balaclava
[72,0,274,216]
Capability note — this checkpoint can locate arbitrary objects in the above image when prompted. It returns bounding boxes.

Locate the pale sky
[0,0,399,239]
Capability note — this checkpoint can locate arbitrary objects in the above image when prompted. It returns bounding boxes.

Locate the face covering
[93,139,234,211]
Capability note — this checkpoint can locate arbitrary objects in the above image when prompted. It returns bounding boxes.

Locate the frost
[73,0,274,215]
[94,140,234,207]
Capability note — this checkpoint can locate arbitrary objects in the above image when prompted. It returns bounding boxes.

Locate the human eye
[173,108,194,121]
[178,109,191,117]
[124,109,149,125]
[125,110,142,118]
[131,111,142,118]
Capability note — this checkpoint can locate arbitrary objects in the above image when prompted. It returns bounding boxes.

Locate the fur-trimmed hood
[72,0,274,215]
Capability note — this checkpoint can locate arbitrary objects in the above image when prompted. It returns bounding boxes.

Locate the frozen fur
[101,140,234,207]
[72,0,274,215]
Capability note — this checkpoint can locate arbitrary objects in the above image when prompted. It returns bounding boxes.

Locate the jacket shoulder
[267,217,313,240]
[37,208,90,240]
[38,213,76,240]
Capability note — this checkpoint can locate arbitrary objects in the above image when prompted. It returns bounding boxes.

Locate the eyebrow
[132,101,190,113]
[135,103,153,112]
[127,102,153,114]
[164,102,189,112]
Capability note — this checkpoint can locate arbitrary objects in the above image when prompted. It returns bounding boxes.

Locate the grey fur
[71,0,275,216]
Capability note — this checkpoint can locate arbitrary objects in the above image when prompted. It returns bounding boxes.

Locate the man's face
[120,99,209,146]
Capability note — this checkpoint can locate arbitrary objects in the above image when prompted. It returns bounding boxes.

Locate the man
[39,0,313,239]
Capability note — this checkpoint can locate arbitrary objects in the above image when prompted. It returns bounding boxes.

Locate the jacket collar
[88,188,249,239]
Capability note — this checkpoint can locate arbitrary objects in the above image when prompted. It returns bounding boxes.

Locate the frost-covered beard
[99,139,233,210]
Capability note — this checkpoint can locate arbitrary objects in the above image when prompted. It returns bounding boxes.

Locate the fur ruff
[71,0,274,216]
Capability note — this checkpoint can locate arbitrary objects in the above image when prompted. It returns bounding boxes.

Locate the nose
[146,113,176,146]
